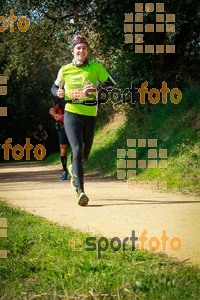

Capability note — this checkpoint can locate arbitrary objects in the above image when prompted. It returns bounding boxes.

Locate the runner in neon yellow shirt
[51,35,115,206]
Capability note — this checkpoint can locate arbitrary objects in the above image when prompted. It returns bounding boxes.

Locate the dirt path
[0,162,200,265]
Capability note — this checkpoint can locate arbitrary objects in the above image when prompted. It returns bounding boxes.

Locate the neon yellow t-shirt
[60,61,109,116]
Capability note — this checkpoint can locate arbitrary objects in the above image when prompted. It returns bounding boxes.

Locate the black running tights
[64,111,96,191]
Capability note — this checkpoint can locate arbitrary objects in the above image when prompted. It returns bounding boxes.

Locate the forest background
[0,0,199,193]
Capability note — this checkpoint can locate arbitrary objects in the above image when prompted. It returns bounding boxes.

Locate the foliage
[0,0,199,148]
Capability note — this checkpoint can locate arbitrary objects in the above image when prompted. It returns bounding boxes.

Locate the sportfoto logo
[98,81,182,106]
[0,218,7,259]
[117,138,167,189]
[69,230,182,258]
[0,9,30,33]
[1,138,46,160]
[59,81,182,106]
[124,2,175,53]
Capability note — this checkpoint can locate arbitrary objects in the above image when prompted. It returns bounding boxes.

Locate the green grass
[0,202,200,299]
[43,152,61,165]
[44,150,72,168]
[86,87,200,195]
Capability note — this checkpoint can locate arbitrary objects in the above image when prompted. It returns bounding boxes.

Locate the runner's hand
[54,114,63,122]
[83,83,97,96]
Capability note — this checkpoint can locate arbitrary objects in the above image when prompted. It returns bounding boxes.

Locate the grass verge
[86,87,200,195]
[0,201,200,299]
